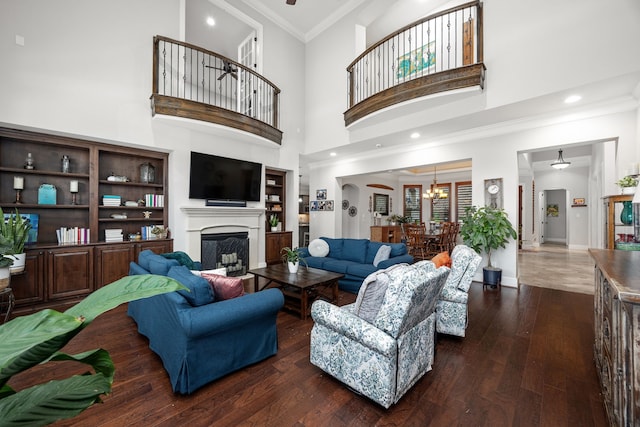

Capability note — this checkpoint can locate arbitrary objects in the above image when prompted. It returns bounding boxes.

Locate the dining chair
[405,223,427,260]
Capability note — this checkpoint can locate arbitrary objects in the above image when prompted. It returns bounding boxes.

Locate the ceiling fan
[205,60,238,80]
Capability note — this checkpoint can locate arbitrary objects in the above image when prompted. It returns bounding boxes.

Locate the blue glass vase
[621,201,633,225]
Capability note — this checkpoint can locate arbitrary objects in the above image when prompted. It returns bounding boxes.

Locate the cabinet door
[265,233,281,265]
[135,239,173,258]
[12,250,45,306]
[95,244,135,289]
[47,247,93,300]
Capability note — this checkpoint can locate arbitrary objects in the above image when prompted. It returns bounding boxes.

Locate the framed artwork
[373,193,389,215]
[396,41,436,79]
[572,198,586,206]
[4,213,39,244]
[310,201,319,211]
[316,189,327,200]
[547,204,559,217]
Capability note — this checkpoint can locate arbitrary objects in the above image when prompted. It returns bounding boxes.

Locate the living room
[1,0,639,424]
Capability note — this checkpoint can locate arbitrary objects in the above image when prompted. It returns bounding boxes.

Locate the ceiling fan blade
[217,72,228,81]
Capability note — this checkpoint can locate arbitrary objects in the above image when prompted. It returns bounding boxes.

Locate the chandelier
[551,149,571,169]
[423,166,448,199]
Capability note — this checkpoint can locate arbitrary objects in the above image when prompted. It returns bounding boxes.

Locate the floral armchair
[436,244,482,337]
[309,262,450,408]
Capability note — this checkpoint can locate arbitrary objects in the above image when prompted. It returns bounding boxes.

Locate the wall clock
[484,178,503,209]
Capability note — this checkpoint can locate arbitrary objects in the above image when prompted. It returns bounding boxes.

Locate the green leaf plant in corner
[0,274,187,427]
[459,205,518,268]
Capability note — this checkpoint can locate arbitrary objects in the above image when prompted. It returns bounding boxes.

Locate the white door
[238,31,256,117]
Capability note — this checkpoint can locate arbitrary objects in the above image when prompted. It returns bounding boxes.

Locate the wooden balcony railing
[344,1,485,126]
[151,36,282,145]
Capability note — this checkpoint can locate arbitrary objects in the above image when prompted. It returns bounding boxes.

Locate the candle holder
[71,192,78,205]
[14,189,23,204]
[13,176,24,204]
[70,180,79,205]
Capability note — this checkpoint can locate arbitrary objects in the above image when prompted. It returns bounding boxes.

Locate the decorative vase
[271,226,278,232]
[7,253,26,274]
[288,261,299,274]
[621,201,633,225]
[622,186,636,195]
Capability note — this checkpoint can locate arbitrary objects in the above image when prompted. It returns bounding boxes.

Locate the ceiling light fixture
[206,17,215,26]
[329,152,337,157]
[410,132,420,139]
[551,149,571,169]
[422,166,448,199]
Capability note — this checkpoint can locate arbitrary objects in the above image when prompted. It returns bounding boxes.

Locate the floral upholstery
[309,262,450,408]
[436,245,482,337]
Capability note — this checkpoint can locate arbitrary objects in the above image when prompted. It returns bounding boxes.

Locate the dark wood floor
[9,283,607,427]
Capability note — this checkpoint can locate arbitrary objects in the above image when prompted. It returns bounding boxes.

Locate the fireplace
[201,232,249,277]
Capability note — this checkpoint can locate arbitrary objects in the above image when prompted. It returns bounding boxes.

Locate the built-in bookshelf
[0,126,172,310]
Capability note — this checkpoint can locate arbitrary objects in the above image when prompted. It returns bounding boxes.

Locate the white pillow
[191,267,227,277]
[373,245,391,267]
[308,238,329,257]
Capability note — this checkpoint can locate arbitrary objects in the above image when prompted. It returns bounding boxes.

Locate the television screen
[189,152,262,202]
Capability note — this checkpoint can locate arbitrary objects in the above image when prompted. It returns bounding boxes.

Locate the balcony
[150,36,282,145]
[344,1,485,127]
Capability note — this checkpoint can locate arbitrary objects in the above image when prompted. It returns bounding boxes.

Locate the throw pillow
[353,271,390,323]
[308,238,330,257]
[161,251,197,270]
[373,245,391,267]
[201,273,245,300]
[191,267,227,277]
[167,265,215,306]
[432,251,452,268]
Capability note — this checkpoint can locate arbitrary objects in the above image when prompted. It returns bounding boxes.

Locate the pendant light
[551,149,571,169]
[422,166,448,199]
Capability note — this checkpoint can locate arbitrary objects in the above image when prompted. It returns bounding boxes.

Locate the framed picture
[396,41,436,79]
[572,198,586,206]
[373,193,389,215]
[310,201,319,211]
[4,213,39,244]
[316,189,327,200]
[547,204,559,217]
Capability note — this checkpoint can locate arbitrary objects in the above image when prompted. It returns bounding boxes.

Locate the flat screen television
[189,151,262,202]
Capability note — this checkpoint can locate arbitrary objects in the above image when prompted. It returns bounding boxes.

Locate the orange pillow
[432,252,451,268]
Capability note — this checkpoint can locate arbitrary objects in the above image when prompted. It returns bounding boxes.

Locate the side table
[0,287,15,323]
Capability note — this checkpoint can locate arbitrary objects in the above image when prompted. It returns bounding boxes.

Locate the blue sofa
[299,238,413,293]
[127,250,284,394]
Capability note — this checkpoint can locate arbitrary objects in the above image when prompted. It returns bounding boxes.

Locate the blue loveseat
[299,237,413,293]
[127,250,284,394]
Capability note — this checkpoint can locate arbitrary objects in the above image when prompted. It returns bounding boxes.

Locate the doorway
[542,189,568,246]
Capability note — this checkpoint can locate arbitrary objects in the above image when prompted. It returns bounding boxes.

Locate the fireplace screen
[201,232,249,277]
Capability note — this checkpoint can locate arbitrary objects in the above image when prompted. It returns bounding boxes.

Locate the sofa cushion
[373,245,391,267]
[167,265,215,306]
[321,237,344,259]
[322,259,359,274]
[309,238,330,257]
[342,239,368,263]
[149,256,180,276]
[201,273,245,300]
[303,256,330,269]
[388,243,407,257]
[432,251,451,268]
[137,249,157,271]
[129,261,148,275]
[365,241,385,264]
[346,263,378,279]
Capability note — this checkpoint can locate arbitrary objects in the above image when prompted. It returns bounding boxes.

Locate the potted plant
[0,208,32,273]
[268,214,279,232]
[616,176,638,195]
[0,234,14,290]
[281,246,307,273]
[459,206,518,288]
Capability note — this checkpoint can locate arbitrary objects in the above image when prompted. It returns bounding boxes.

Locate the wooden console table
[590,249,640,426]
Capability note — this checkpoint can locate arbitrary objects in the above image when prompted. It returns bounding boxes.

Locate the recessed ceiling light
[329,152,337,157]
[564,94,581,104]
[375,143,382,148]
[410,132,420,139]
[206,17,215,26]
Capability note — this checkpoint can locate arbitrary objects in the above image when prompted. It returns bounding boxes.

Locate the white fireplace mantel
[180,206,266,268]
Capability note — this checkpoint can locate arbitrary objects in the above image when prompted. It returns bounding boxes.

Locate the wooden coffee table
[249,264,343,319]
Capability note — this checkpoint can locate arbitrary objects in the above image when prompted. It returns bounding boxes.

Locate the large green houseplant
[0,208,32,273]
[0,274,186,426]
[460,205,518,286]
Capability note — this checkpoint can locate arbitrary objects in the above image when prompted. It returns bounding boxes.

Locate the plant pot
[483,266,502,288]
[7,253,26,274]
[622,187,636,195]
[0,266,10,290]
[271,226,278,232]
[288,261,299,274]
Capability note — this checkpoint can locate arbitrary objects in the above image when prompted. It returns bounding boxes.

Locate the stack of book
[144,194,164,207]
[104,228,123,242]
[102,195,121,206]
[56,227,90,245]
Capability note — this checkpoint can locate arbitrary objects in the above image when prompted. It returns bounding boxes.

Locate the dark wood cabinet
[46,246,94,300]
[265,168,286,230]
[0,126,171,311]
[265,231,292,265]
